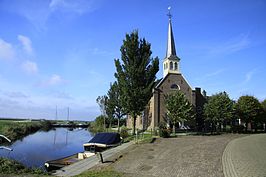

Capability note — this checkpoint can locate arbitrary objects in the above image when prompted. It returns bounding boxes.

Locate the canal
[0,128,93,169]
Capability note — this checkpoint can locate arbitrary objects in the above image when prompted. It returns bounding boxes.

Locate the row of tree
[163,91,266,134]
[204,92,266,133]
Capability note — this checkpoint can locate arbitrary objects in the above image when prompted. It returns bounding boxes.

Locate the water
[0,128,93,169]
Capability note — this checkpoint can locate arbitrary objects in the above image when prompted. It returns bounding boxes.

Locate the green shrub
[120,128,129,139]
[158,122,170,138]
[159,129,170,138]
[158,122,167,129]
[231,125,245,133]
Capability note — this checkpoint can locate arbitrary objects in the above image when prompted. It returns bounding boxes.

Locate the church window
[170,84,180,90]
[174,62,178,70]
[170,62,173,70]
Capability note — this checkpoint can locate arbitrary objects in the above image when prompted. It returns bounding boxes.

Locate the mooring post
[97,152,104,163]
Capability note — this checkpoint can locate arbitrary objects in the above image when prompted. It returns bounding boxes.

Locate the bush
[120,128,129,139]
[159,129,170,138]
[158,122,170,138]
[231,125,245,133]
[158,122,167,129]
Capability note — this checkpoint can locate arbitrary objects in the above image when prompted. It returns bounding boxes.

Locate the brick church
[127,11,207,131]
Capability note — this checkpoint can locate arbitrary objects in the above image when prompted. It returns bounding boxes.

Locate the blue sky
[0,0,265,121]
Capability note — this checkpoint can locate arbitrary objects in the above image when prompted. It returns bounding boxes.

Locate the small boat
[45,132,122,171]
[44,152,94,171]
[83,132,122,152]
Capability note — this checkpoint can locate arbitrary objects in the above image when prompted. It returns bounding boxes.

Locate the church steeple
[163,7,180,78]
[166,9,176,58]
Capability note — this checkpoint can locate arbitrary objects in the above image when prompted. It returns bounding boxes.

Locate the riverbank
[0,157,47,176]
[0,119,53,142]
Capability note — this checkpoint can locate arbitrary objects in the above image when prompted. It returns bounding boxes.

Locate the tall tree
[164,91,195,135]
[203,92,233,133]
[96,95,108,130]
[114,31,159,135]
[106,81,127,132]
[236,95,263,132]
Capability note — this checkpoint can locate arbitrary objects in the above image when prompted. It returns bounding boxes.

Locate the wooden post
[97,152,104,163]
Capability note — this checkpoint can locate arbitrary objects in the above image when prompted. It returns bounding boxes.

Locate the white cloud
[48,74,63,85]
[21,60,38,74]
[49,0,97,14]
[40,74,65,87]
[18,35,33,55]
[0,38,15,60]
[6,91,29,98]
[206,34,250,57]
[205,69,225,78]
[244,69,256,84]
[52,91,73,99]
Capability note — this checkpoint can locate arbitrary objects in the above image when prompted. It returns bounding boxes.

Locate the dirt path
[98,134,242,177]
[222,134,266,177]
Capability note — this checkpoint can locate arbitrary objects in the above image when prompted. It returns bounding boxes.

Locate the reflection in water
[0,128,93,169]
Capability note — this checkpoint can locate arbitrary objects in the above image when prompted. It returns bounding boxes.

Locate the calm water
[0,128,93,169]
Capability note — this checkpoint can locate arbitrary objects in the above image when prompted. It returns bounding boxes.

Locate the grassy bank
[0,119,52,142]
[0,157,47,176]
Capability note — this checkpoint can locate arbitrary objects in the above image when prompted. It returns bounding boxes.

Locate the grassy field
[0,119,52,141]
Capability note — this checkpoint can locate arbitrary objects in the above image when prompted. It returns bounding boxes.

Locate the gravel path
[100,134,242,177]
[222,134,266,177]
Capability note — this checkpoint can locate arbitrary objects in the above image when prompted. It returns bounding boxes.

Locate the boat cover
[83,132,121,147]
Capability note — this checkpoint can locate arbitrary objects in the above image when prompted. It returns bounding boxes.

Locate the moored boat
[45,132,122,171]
[44,152,94,171]
[83,132,122,152]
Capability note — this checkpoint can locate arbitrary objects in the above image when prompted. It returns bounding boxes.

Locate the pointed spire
[166,7,178,60]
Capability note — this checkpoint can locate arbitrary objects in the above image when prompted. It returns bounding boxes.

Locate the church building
[127,11,207,131]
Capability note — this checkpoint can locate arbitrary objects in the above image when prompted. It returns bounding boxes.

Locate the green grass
[75,168,124,177]
[0,120,52,141]
[0,157,47,176]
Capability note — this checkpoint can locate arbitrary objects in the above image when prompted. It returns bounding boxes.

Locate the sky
[0,0,265,121]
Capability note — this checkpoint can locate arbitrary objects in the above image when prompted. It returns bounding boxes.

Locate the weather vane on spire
[167,6,172,19]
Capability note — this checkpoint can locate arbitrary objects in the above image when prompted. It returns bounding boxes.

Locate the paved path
[100,134,241,177]
[222,134,266,177]
[54,141,133,177]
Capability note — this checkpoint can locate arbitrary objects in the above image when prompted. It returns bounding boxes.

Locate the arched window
[170,62,173,70]
[174,62,178,70]
[166,63,168,69]
[170,84,180,90]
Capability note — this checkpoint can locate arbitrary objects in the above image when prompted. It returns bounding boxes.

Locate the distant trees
[164,91,194,135]
[96,95,108,130]
[114,31,159,135]
[203,92,233,133]
[106,81,127,132]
